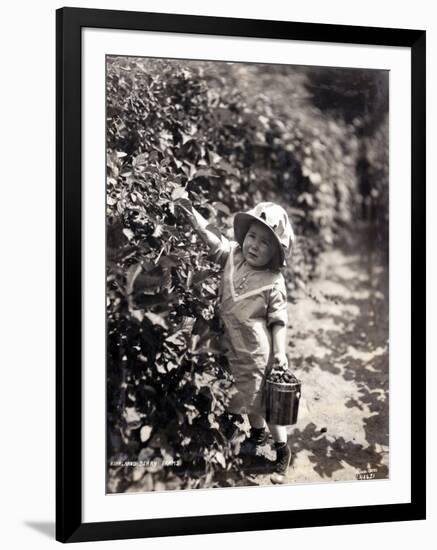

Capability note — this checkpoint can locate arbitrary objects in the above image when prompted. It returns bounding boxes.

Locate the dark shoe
[246,426,268,446]
[270,442,291,484]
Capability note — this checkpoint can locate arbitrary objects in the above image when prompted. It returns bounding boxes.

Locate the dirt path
[239,228,389,485]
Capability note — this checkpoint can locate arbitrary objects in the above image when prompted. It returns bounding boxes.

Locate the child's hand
[174,199,223,252]
[273,353,288,372]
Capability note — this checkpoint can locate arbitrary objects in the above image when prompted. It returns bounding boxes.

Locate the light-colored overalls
[209,238,288,416]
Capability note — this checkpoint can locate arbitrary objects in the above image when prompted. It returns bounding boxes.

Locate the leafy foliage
[303,66,389,136]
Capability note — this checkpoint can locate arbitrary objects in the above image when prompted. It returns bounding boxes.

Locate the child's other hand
[273,353,288,372]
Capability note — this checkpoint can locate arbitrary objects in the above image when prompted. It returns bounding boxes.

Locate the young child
[177,200,294,484]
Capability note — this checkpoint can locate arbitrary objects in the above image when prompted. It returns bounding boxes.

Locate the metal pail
[265,378,301,425]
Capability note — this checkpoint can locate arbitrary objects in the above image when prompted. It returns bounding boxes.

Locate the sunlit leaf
[140,425,153,443]
[123,407,142,429]
[144,310,168,329]
[171,186,189,201]
[165,330,186,347]
[122,228,135,241]
[214,451,226,468]
[152,224,163,238]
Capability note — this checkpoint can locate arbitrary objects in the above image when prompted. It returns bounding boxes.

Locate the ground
[236,226,389,486]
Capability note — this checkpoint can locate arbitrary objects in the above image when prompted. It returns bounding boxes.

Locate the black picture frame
[56,6,426,543]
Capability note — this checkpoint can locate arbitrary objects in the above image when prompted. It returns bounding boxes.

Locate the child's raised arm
[176,198,223,252]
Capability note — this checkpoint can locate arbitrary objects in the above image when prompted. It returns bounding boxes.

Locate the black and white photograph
[0,0,431,546]
[105,56,389,493]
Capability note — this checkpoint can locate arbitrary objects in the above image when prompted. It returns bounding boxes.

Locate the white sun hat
[234,202,295,268]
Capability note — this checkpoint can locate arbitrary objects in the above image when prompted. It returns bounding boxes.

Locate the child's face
[242,222,276,268]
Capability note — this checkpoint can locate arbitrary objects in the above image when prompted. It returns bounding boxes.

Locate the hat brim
[233,212,285,267]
